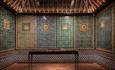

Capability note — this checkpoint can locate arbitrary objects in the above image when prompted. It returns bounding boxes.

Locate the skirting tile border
[0,50,115,70]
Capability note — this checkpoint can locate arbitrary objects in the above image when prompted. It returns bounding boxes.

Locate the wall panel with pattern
[16,15,94,49]
[57,16,73,48]
[74,16,94,49]
[0,6,15,50]
[96,5,112,50]
[16,15,36,49]
[37,16,56,48]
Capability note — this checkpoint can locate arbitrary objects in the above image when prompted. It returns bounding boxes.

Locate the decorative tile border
[0,50,115,70]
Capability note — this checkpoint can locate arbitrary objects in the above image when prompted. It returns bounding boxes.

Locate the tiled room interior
[0,0,115,70]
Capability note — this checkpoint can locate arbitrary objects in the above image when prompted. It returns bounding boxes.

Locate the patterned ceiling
[2,0,113,14]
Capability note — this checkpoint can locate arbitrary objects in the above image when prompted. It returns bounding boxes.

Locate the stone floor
[2,63,107,70]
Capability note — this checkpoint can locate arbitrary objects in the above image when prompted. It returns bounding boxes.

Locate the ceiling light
[36,0,40,6]
[42,16,47,20]
[65,16,69,19]
[71,0,74,7]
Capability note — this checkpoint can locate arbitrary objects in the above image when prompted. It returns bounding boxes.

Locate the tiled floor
[3,63,107,70]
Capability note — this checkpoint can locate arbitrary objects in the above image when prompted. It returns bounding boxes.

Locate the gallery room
[0,0,115,70]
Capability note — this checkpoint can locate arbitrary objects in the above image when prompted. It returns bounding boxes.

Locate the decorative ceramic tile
[41,23,50,32]
[96,5,112,50]
[37,16,56,48]
[3,19,10,29]
[80,23,88,32]
[22,23,30,31]
[75,16,94,49]
[0,6,15,51]
[57,16,73,48]
[16,16,36,49]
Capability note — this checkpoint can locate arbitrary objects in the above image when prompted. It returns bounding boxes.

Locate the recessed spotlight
[65,16,69,19]
[42,16,47,20]
[35,0,40,6]
[71,0,75,7]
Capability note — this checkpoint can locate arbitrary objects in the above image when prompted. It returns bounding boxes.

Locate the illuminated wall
[16,15,36,49]
[36,16,73,48]
[57,16,73,48]
[96,5,112,50]
[0,6,15,51]
[37,16,56,48]
[74,16,94,49]
[16,15,94,49]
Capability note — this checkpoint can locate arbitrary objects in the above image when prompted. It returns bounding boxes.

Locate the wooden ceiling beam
[14,0,22,12]
[2,0,112,14]
[26,0,31,13]
[86,0,90,13]
[88,0,96,9]
[75,0,80,9]
[18,6,22,13]
[22,0,26,8]
[96,0,103,5]
[29,0,34,13]
[3,0,7,2]
[32,0,36,13]
[102,0,106,2]
[87,0,92,13]
[24,0,28,13]
[21,7,79,12]
[83,0,89,13]
[34,0,37,8]
[29,0,32,7]
[3,0,10,3]
[91,0,100,7]
[10,0,19,8]
[61,0,63,8]
[79,0,84,13]
[7,0,13,5]
[0,0,17,13]
[21,0,26,13]
[88,0,96,12]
